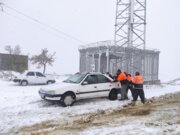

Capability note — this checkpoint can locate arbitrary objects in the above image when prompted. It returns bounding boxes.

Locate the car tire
[21,80,28,86]
[61,92,76,107]
[47,81,53,85]
[109,89,118,100]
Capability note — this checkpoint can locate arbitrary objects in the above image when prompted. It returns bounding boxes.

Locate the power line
[1,10,70,41]
[0,2,86,44]
[1,10,73,43]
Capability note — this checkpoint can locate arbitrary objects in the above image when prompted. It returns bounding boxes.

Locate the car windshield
[20,71,27,75]
[63,73,86,84]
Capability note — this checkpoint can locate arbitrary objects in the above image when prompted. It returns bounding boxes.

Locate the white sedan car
[13,71,56,86]
[39,72,121,107]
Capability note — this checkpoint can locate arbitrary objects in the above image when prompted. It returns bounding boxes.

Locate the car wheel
[47,81,53,85]
[21,80,28,86]
[109,89,118,100]
[61,92,76,107]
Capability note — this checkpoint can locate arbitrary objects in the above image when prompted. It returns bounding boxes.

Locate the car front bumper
[51,80,56,83]
[13,79,21,83]
[39,90,62,101]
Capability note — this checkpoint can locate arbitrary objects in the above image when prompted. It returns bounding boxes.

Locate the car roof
[87,72,102,75]
[81,72,112,77]
[85,72,114,81]
[80,72,103,75]
[21,71,44,75]
[25,71,42,73]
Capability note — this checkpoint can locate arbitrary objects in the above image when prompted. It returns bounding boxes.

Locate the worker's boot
[128,101,136,106]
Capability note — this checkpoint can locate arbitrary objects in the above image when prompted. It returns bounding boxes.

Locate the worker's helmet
[135,72,140,76]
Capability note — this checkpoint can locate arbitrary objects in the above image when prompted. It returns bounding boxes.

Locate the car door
[78,75,99,99]
[26,72,36,84]
[35,72,47,84]
[95,74,113,97]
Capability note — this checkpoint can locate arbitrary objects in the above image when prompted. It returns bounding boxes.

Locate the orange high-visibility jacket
[127,75,131,81]
[117,72,127,81]
[132,75,144,84]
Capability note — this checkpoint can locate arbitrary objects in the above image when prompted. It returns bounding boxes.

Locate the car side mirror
[82,81,88,85]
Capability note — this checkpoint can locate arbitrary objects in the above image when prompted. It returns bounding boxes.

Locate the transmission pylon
[114,0,146,49]
[114,0,146,74]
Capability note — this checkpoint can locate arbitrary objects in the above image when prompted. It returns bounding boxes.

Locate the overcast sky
[0,0,180,81]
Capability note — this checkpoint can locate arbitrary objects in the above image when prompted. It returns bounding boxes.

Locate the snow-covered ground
[0,77,180,134]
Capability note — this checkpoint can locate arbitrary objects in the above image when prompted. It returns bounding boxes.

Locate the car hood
[16,74,24,79]
[40,82,79,93]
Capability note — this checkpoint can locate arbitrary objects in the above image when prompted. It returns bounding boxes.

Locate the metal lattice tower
[114,0,146,49]
[79,0,160,82]
[114,0,146,74]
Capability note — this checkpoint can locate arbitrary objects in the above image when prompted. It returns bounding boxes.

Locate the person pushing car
[132,71,146,104]
[117,69,128,100]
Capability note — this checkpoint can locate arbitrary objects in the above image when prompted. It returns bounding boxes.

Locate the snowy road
[0,79,180,134]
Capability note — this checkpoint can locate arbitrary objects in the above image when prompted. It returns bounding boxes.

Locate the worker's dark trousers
[120,84,128,100]
[126,82,133,98]
[132,89,145,103]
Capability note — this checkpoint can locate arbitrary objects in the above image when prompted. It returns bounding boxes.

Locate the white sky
[0,0,180,81]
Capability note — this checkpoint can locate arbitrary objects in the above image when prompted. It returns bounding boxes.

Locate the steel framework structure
[114,0,147,75]
[79,0,160,83]
[79,41,160,82]
[115,0,146,49]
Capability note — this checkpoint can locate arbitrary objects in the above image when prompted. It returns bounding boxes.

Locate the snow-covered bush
[0,71,20,81]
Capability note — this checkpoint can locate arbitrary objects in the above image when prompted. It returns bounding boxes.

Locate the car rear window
[84,75,98,84]
[36,72,45,77]
[97,75,111,83]
[26,72,35,76]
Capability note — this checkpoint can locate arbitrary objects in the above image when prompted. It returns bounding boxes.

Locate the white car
[39,72,121,107]
[13,71,56,86]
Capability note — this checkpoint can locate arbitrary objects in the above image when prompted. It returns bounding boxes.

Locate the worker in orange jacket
[117,69,128,100]
[132,72,146,104]
[126,73,133,99]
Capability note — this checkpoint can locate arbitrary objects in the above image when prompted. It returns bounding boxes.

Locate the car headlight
[39,89,55,95]
[47,90,55,95]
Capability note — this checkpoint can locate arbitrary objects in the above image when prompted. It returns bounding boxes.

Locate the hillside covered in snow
[0,77,180,134]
